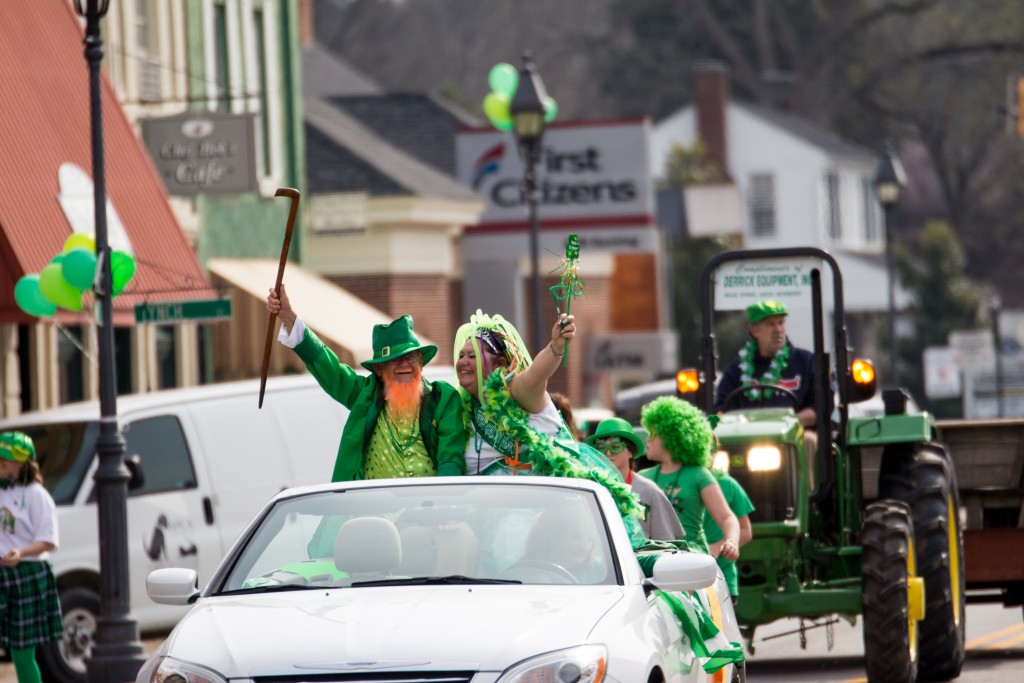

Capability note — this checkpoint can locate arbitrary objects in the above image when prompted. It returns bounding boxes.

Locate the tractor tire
[879,444,966,681]
[861,500,918,683]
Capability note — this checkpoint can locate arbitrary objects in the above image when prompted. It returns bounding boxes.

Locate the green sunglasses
[594,436,629,455]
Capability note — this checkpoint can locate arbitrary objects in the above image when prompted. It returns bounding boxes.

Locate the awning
[0,0,212,326]
[207,259,434,365]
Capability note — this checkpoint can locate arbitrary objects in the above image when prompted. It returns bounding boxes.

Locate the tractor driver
[714,300,818,454]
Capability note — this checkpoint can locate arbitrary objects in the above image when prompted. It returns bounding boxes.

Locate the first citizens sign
[141,112,258,196]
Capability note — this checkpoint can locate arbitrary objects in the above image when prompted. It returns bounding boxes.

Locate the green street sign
[134,298,232,324]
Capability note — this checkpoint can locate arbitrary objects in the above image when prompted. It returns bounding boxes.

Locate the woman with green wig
[453,309,647,545]
[639,396,740,560]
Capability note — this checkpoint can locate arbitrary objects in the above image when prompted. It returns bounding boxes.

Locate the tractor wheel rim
[948,494,962,625]
[908,535,919,662]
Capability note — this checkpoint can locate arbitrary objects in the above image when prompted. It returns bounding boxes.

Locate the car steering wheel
[506,560,579,585]
[722,383,799,412]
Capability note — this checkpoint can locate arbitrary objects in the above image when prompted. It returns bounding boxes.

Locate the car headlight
[747,445,781,471]
[135,655,227,683]
[497,644,607,683]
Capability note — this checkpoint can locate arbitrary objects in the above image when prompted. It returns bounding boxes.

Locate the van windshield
[19,421,99,505]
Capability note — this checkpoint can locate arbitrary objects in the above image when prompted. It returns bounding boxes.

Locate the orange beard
[383,368,424,420]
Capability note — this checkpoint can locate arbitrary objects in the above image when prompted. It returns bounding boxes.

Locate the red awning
[0,0,212,325]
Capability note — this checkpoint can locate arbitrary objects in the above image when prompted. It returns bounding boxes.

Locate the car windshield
[217,482,618,592]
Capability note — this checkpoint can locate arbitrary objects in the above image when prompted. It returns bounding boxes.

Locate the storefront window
[155,326,177,390]
[57,325,85,404]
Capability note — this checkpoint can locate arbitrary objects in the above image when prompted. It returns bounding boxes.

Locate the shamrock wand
[549,233,584,367]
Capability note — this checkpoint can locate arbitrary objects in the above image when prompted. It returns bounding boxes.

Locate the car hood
[162,585,624,678]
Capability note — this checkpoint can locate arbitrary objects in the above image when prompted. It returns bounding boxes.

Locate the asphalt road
[747,603,1024,683]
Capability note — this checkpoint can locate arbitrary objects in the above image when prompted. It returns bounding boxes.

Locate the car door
[87,412,225,626]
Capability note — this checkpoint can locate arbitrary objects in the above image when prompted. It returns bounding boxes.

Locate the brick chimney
[298,0,314,45]
[693,62,730,180]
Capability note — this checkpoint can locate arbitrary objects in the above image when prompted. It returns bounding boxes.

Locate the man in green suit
[268,284,467,481]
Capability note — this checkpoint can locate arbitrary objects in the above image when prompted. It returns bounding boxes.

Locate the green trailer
[696,248,965,683]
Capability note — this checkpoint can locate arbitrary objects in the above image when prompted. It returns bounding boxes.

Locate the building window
[252,8,272,177]
[155,326,177,390]
[862,177,878,243]
[214,3,231,112]
[115,327,134,396]
[826,172,841,241]
[57,325,85,405]
[749,173,775,237]
[135,0,161,102]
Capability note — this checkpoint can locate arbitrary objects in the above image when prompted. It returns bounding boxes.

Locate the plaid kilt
[0,561,62,648]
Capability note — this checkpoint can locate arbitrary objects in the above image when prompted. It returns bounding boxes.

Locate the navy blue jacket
[714,340,816,414]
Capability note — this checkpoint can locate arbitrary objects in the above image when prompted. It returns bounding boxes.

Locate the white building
[650,63,910,358]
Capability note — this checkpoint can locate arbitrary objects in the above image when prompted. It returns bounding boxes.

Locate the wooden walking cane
[259,187,301,408]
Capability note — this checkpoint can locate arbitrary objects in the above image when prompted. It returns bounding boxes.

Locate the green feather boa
[464,369,645,520]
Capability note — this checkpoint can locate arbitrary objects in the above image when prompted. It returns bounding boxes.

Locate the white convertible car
[137,476,744,683]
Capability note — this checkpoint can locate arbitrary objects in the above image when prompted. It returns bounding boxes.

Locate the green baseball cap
[361,314,438,371]
[0,431,35,463]
[586,417,645,457]
[747,300,788,323]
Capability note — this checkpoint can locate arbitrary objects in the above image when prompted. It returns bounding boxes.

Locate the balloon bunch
[14,234,137,317]
[482,62,558,131]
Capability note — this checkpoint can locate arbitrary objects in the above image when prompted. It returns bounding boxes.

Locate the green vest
[294,328,468,481]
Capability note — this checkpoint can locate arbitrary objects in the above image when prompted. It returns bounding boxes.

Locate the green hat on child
[586,417,646,457]
[746,300,788,324]
[0,431,35,462]
[361,314,438,371]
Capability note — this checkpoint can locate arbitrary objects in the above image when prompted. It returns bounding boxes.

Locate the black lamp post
[992,294,1005,417]
[510,51,548,354]
[873,144,907,385]
[72,1,147,681]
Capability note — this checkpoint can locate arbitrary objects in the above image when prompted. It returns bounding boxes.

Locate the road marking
[966,623,1024,650]
[840,624,1024,683]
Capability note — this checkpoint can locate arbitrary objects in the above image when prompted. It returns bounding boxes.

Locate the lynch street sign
[135,299,232,324]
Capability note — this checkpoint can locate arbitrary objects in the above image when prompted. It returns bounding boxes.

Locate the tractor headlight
[712,450,730,472]
[497,645,607,683]
[747,446,782,471]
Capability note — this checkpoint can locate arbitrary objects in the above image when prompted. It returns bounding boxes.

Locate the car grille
[253,673,476,683]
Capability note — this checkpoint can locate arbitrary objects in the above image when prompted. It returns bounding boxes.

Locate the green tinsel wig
[453,309,532,401]
[640,396,713,467]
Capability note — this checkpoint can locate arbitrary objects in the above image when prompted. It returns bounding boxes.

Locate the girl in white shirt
[0,431,61,683]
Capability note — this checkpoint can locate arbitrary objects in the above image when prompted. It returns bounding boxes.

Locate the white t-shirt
[0,483,58,560]
[465,395,564,475]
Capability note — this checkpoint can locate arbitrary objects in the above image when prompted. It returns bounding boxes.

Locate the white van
[0,367,456,683]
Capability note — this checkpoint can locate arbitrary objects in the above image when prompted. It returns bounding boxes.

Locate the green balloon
[111,250,137,296]
[483,92,511,125]
[488,63,519,98]
[39,263,83,311]
[62,248,98,291]
[543,96,558,123]
[14,274,57,317]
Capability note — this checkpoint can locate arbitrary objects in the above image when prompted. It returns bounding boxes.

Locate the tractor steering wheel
[722,383,799,412]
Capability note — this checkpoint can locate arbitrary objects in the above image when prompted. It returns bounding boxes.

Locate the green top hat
[361,314,438,371]
[0,431,35,462]
[586,417,645,457]
[747,299,788,324]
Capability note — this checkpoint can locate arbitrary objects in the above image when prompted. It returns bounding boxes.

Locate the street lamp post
[510,52,549,354]
[873,144,907,386]
[992,294,1005,417]
[72,1,148,681]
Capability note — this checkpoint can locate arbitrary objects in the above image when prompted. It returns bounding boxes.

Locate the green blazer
[293,328,468,482]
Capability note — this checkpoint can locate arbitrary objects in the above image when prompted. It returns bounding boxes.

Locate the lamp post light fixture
[510,51,549,354]
[873,144,907,386]
[72,1,148,681]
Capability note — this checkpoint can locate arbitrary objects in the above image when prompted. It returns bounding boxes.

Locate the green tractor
[695,247,965,682]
